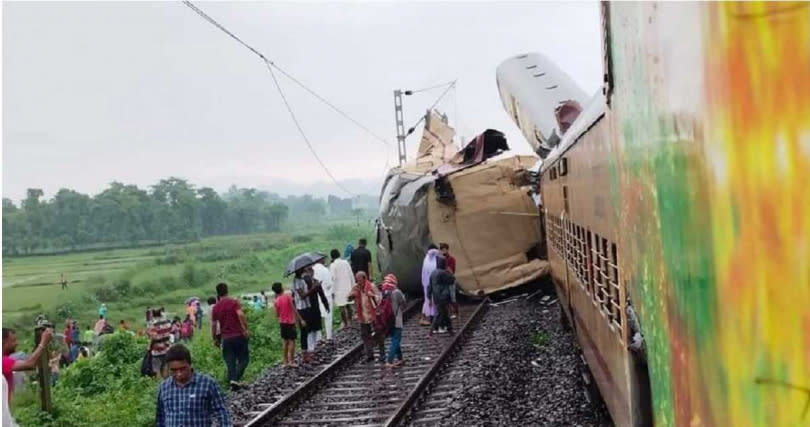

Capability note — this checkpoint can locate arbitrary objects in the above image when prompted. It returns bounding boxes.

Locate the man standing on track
[351,271,383,362]
[382,275,406,369]
[211,282,250,390]
[439,243,458,319]
[329,249,355,329]
[428,256,455,334]
[156,344,231,427]
[312,258,334,341]
[350,238,373,279]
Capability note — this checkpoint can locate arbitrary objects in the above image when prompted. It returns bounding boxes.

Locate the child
[180,315,194,341]
[273,282,305,368]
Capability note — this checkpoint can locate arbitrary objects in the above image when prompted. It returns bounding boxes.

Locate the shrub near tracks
[12,308,282,427]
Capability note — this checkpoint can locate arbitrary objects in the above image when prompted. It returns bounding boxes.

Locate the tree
[198,187,227,236]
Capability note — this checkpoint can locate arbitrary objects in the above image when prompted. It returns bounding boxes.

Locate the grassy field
[2,220,377,349]
[3,220,379,426]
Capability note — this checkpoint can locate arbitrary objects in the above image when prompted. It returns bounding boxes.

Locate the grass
[3,219,377,426]
[530,331,550,347]
[3,221,376,335]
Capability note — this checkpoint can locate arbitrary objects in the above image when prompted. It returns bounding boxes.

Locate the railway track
[242,299,488,427]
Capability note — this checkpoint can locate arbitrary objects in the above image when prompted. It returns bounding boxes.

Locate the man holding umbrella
[287,253,330,364]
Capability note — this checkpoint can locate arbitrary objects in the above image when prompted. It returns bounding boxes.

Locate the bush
[180,263,212,288]
[155,254,183,265]
[292,234,313,243]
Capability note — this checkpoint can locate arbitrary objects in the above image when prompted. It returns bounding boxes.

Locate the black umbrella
[285,252,325,276]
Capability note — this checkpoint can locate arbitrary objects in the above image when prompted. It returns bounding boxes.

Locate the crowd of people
[3,237,462,427]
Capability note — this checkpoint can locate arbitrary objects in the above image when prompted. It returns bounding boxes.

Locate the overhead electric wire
[405,80,457,136]
[184,1,390,147]
[407,80,457,95]
[182,0,391,196]
[264,62,355,196]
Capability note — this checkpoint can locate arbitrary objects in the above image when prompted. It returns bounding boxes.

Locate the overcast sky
[3,1,602,202]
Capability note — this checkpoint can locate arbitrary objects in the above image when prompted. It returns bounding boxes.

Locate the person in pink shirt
[273,282,305,368]
[2,327,52,402]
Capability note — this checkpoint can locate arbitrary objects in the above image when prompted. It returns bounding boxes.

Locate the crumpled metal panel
[376,171,436,294]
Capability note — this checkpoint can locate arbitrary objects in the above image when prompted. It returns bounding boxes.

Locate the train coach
[499,2,809,426]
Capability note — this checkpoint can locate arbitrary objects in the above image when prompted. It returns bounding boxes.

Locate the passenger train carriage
[498,2,809,426]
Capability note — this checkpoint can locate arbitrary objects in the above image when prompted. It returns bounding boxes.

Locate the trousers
[387,327,403,363]
[431,303,452,332]
[222,335,249,382]
[360,323,384,360]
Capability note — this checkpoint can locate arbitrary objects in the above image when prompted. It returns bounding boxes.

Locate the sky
[2,1,602,202]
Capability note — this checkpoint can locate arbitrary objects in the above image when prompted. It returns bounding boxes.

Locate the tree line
[2,178,291,256]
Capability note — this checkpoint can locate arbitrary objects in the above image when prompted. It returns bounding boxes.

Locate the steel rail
[383,298,489,427]
[244,299,422,426]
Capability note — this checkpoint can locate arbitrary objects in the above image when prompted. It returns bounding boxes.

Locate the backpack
[373,289,395,336]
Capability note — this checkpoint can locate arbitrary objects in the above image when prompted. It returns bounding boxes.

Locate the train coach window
[591,233,609,314]
[559,158,568,176]
[576,226,587,290]
[609,242,623,333]
[585,230,594,295]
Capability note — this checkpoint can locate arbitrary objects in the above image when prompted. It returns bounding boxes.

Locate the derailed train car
[498,2,809,426]
[376,112,548,296]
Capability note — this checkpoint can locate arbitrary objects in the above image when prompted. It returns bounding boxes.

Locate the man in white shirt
[312,258,334,341]
[329,249,355,330]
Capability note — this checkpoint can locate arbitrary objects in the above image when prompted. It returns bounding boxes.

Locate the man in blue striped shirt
[156,344,231,427]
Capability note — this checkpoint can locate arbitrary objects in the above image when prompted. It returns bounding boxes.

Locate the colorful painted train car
[499,2,809,426]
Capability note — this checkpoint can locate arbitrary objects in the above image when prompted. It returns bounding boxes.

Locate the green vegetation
[3,221,378,426]
[530,330,550,348]
[2,179,291,256]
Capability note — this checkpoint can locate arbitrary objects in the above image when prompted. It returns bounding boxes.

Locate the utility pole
[394,90,407,166]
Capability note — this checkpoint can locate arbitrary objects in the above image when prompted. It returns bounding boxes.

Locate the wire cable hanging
[184,1,390,147]
[182,0,392,196]
[404,80,457,137]
[264,61,355,196]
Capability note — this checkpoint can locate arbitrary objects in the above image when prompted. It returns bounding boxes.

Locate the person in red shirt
[211,282,250,390]
[439,243,459,318]
[272,282,305,368]
[2,327,52,402]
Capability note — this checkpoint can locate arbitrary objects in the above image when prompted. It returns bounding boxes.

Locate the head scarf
[421,248,440,289]
[381,274,398,291]
[344,244,354,259]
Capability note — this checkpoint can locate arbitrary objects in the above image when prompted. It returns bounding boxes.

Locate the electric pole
[394,90,407,166]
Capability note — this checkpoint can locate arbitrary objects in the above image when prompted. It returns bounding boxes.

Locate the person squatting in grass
[272,282,306,368]
[211,282,250,390]
[156,343,231,427]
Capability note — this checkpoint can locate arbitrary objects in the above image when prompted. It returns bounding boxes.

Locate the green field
[3,221,375,336]
[2,221,377,426]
